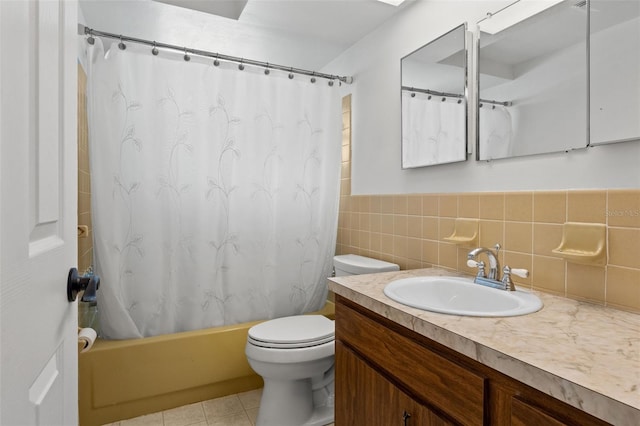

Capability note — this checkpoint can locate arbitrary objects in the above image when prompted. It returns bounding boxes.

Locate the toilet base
[301,404,334,426]
[255,378,334,426]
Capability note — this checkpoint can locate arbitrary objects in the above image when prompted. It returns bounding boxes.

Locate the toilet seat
[248,315,335,349]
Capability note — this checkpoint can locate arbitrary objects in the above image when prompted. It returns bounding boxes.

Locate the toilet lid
[248,315,335,349]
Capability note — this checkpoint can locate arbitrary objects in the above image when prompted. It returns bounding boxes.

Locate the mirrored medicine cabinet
[400,0,639,167]
[476,0,588,160]
[475,0,640,161]
[401,23,468,168]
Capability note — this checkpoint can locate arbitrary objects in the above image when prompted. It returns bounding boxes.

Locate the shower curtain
[86,40,341,339]
[478,105,513,160]
[401,90,465,167]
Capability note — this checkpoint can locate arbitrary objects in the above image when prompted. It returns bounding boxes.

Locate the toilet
[245,254,399,426]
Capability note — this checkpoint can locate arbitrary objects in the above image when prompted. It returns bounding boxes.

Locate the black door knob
[67,268,100,303]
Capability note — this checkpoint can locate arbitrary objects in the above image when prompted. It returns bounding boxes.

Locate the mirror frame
[401,22,469,169]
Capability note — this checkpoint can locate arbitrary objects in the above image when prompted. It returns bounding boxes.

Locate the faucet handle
[467,259,479,268]
[510,268,529,278]
[501,266,515,291]
[501,266,529,291]
[467,259,486,278]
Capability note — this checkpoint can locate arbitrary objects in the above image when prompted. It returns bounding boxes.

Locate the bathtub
[79,301,335,426]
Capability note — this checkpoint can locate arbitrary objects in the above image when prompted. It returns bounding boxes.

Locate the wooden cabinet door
[336,299,486,425]
[336,341,451,426]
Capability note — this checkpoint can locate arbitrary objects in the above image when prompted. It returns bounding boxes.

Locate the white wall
[323,0,640,194]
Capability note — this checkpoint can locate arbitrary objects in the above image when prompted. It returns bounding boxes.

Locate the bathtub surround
[86,38,341,339]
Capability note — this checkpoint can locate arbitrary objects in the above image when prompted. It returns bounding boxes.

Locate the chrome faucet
[467,244,529,291]
[468,244,500,279]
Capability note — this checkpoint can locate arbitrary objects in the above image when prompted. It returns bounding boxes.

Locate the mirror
[477,0,588,160]
[590,0,640,145]
[401,23,468,168]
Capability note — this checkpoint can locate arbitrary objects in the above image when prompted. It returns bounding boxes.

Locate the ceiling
[233,0,413,48]
[80,0,415,69]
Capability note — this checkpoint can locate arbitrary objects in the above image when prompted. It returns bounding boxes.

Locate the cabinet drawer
[336,301,486,426]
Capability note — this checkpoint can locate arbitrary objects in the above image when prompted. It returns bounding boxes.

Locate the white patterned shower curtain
[478,105,513,160]
[401,90,466,167]
[86,40,341,339]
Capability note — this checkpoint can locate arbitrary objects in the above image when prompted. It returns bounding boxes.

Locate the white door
[1,0,78,425]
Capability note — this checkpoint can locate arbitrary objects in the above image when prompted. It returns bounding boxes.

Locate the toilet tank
[333,254,400,276]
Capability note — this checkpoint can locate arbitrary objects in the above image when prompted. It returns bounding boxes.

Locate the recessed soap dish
[552,222,606,266]
[444,218,479,246]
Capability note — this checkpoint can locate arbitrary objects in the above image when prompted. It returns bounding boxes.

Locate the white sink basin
[383,276,542,317]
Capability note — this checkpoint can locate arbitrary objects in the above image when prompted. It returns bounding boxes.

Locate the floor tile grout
[105,387,333,426]
[110,389,262,426]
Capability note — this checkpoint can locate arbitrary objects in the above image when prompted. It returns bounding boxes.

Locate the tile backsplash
[337,96,639,313]
[335,189,640,313]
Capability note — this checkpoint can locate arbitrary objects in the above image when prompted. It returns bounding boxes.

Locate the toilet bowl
[245,255,399,426]
[246,315,335,426]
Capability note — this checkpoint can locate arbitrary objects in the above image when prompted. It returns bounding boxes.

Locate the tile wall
[337,96,640,313]
[78,64,93,274]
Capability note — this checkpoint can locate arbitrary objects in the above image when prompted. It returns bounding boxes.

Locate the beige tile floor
[102,390,262,426]
[102,389,335,426]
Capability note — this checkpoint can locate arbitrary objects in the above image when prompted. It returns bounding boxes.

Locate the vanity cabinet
[336,341,451,425]
[335,296,609,426]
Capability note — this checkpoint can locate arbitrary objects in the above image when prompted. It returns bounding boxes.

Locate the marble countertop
[328,268,640,426]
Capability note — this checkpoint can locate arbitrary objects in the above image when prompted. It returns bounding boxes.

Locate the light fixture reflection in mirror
[477,0,588,161]
[590,0,640,145]
[401,23,468,168]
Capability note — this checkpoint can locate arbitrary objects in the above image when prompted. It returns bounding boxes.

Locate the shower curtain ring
[328,80,334,87]
[118,36,126,50]
[238,59,245,71]
[264,63,270,75]
[183,47,191,62]
[310,72,316,83]
[213,54,220,67]
[87,30,95,45]
[151,42,159,56]
[288,68,294,80]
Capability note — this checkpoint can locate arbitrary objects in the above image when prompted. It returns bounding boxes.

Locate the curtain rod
[402,86,463,100]
[80,25,353,85]
[479,99,513,107]
[402,85,512,107]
